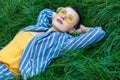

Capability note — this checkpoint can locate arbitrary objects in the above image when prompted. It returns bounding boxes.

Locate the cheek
[65,23,75,29]
[68,22,77,29]
[52,18,57,25]
[52,17,76,32]
[52,19,55,25]
[61,24,73,31]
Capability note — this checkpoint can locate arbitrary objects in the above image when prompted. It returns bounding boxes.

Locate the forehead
[65,7,79,20]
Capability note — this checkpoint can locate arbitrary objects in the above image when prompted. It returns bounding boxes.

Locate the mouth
[57,19,63,24]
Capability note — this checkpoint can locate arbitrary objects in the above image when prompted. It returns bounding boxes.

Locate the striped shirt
[18,9,106,79]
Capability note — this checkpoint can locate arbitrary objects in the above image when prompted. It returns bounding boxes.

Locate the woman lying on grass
[0,6,105,80]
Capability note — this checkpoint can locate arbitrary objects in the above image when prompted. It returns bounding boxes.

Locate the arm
[69,25,92,34]
[36,9,53,27]
[64,27,106,50]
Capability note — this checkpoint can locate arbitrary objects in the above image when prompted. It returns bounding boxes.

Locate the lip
[57,19,63,24]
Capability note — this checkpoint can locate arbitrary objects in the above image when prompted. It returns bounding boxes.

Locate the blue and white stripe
[19,9,105,79]
[19,27,105,80]
[0,9,106,80]
[0,62,14,80]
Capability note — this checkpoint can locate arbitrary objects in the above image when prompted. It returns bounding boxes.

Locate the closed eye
[68,14,77,22]
[60,9,66,14]
[68,16,74,21]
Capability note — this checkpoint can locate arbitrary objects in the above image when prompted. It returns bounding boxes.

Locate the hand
[68,28,76,34]
[68,25,86,34]
[76,25,92,33]
[69,25,92,34]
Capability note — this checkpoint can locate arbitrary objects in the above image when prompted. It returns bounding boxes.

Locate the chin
[52,20,60,28]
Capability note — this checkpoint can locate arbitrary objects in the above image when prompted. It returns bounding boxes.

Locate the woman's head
[52,6,81,32]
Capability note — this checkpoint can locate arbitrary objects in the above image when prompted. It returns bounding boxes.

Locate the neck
[47,25,61,32]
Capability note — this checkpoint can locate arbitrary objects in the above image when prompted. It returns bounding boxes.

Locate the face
[52,7,79,32]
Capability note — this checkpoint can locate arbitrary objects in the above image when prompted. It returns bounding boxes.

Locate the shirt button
[30,58,33,61]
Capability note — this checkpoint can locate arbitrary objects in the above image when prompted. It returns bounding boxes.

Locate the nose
[61,15,66,20]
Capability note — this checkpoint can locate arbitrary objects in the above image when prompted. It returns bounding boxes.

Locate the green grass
[0,0,120,80]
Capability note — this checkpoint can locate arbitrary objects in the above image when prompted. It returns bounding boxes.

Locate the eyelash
[60,10,66,14]
[68,17,73,20]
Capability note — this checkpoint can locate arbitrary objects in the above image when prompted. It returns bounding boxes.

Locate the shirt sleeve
[36,9,53,28]
[64,27,106,50]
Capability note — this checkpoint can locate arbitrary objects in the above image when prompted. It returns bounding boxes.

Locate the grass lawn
[0,0,120,80]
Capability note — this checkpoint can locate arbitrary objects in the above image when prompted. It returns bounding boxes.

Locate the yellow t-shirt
[0,31,34,76]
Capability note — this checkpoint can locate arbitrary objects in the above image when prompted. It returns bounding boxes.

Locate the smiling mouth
[57,19,63,24]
